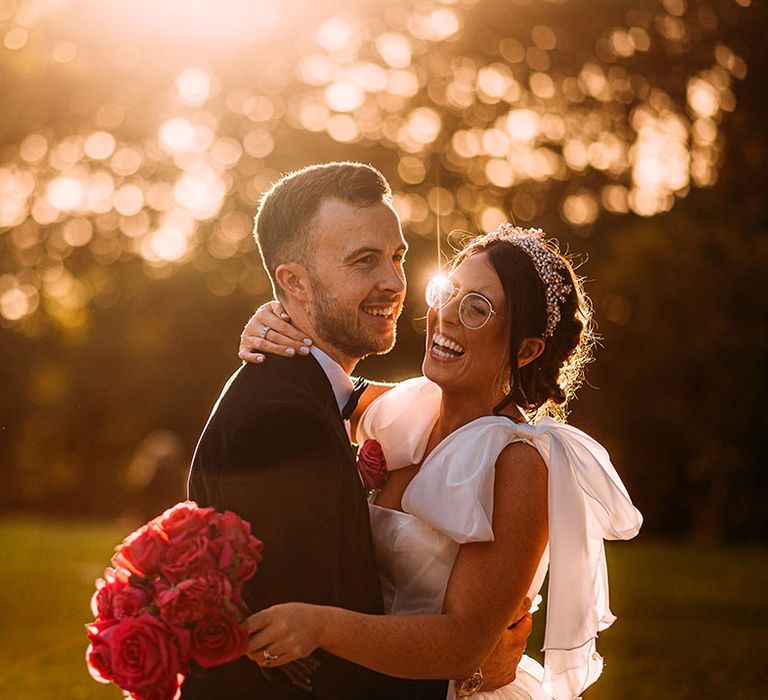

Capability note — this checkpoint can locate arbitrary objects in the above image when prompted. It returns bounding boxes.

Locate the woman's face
[423,252,510,400]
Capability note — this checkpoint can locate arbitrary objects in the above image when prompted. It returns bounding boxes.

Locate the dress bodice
[357,377,642,700]
[369,505,458,615]
[370,504,550,617]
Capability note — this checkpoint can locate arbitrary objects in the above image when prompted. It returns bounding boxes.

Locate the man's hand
[479,597,533,692]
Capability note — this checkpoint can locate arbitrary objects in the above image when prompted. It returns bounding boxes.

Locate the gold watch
[455,668,483,697]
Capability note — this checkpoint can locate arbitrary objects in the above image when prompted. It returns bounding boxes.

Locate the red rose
[207,530,262,587]
[160,534,216,583]
[232,555,258,589]
[106,614,190,697]
[207,536,236,570]
[357,439,388,491]
[242,534,264,562]
[91,568,130,620]
[189,610,248,668]
[157,573,232,627]
[113,524,168,578]
[113,584,152,620]
[212,511,252,545]
[124,676,185,700]
[86,618,119,682]
[156,501,214,540]
[124,677,184,700]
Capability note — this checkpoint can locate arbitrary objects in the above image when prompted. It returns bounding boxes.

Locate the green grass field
[1,517,766,699]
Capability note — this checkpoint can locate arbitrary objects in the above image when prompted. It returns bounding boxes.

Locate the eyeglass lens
[425,277,492,329]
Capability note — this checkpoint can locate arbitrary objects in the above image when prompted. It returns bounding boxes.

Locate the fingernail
[280,312,290,320]
[286,348,295,356]
[256,355,265,363]
[303,338,313,346]
[299,346,309,355]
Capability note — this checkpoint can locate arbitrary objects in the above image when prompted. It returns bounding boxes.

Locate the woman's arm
[246,441,548,680]
[238,300,398,428]
[239,301,314,362]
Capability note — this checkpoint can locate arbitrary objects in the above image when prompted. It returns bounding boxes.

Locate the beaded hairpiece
[494,223,571,337]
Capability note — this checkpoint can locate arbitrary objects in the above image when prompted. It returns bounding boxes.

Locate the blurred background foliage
[0,0,766,545]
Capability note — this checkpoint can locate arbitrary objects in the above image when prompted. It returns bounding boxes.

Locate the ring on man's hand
[258,325,270,340]
[262,649,279,665]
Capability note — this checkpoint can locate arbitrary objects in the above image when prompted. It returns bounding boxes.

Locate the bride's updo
[451,225,594,421]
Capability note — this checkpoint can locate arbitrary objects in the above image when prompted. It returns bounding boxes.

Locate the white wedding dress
[357,378,643,700]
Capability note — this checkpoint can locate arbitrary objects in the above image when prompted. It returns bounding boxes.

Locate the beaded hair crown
[492,223,572,337]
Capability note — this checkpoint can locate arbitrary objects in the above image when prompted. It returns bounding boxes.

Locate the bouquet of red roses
[86,501,263,700]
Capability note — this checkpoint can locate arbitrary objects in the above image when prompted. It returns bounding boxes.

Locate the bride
[238,224,642,699]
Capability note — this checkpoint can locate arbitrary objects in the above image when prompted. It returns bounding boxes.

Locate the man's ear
[518,337,546,368]
[274,262,311,302]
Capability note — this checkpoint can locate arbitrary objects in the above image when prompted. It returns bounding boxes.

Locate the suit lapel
[302,355,358,463]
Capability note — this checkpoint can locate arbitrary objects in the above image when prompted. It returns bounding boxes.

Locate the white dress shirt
[310,346,354,417]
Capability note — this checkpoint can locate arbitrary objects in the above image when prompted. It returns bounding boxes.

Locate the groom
[184,163,528,698]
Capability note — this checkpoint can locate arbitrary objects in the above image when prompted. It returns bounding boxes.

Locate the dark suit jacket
[183,355,447,700]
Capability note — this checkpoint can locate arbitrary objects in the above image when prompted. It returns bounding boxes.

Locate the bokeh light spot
[159,118,197,153]
[317,16,354,52]
[20,134,48,163]
[52,41,77,63]
[563,192,599,226]
[176,68,212,105]
[325,81,365,112]
[375,32,412,69]
[326,114,359,143]
[4,27,28,50]
[84,132,117,161]
[47,177,85,212]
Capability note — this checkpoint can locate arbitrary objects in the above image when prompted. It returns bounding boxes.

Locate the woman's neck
[432,388,494,443]
[432,386,526,444]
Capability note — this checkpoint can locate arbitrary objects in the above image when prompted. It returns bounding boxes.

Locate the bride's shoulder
[497,439,547,471]
[494,440,548,500]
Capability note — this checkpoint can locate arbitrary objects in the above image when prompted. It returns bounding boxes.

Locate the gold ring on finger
[258,325,270,340]
[262,649,279,665]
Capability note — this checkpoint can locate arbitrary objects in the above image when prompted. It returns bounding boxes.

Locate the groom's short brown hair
[254,162,392,292]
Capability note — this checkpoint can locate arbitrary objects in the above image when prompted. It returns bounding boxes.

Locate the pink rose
[160,534,216,583]
[106,614,190,697]
[357,439,388,491]
[156,501,214,540]
[157,573,233,627]
[113,524,168,578]
[189,610,248,669]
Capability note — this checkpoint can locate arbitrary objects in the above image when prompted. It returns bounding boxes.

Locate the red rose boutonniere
[357,439,388,496]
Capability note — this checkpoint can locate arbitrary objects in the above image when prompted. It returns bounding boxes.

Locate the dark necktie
[341,377,369,420]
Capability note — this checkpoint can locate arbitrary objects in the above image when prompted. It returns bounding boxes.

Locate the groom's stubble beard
[307,272,398,360]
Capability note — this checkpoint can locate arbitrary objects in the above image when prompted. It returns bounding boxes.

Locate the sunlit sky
[0,0,751,327]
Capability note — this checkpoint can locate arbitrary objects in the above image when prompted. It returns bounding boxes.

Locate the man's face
[305,197,407,361]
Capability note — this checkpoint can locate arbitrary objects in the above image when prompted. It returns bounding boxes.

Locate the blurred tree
[0,0,765,539]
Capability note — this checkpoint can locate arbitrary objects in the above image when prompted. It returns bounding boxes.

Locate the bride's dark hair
[450,230,594,421]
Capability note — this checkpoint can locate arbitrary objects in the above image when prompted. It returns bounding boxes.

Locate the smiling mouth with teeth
[362,305,397,320]
[431,331,466,360]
